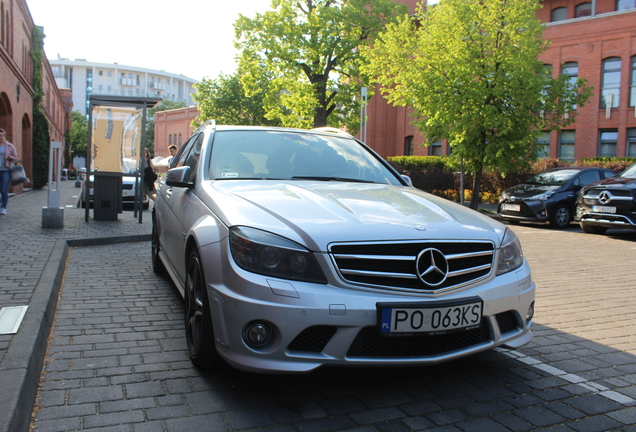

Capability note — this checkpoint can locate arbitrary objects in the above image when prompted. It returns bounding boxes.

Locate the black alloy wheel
[550,204,571,229]
[151,212,166,274]
[184,249,219,368]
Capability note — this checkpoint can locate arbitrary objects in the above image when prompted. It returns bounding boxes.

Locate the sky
[25,0,273,82]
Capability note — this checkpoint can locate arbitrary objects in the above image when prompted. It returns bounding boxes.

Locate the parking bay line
[494,347,636,406]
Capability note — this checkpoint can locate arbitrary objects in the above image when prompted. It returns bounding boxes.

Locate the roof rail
[310,127,352,137]
[201,119,216,129]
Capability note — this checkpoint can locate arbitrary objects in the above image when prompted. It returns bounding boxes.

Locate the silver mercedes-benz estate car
[152,122,535,373]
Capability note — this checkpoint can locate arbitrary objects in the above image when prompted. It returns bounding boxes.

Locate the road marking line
[494,347,636,406]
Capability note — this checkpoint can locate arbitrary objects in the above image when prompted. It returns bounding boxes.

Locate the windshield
[621,163,636,179]
[525,169,578,186]
[207,130,402,185]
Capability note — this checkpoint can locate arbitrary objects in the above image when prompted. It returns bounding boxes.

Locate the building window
[551,7,568,21]
[627,129,636,157]
[107,71,112,77]
[535,132,550,158]
[616,0,636,11]
[559,131,575,162]
[575,2,592,17]
[601,58,621,109]
[179,134,182,145]
[169,135,172,146]
[98,70,103,76]
[599,130,618,157]
[562,62,579,110]
[430,139,442,156]
[630,56,636,107]
[404,136,414,156]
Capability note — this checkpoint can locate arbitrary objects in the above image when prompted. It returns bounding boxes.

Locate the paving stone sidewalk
[0,181,152,432]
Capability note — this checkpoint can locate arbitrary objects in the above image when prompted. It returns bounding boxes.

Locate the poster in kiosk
[86,102,138,220]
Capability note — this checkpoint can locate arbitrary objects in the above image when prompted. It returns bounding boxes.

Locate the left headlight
[529,193,552,201]
[229,226,327,284]
[496,228,524,276]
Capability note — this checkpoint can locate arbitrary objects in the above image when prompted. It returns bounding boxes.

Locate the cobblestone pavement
[0,181,152,432]
[30,219,636,431]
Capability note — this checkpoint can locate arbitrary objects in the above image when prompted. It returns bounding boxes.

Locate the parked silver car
[152,122,535,373]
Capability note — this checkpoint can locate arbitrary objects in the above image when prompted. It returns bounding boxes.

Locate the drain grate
[0,306,28,334]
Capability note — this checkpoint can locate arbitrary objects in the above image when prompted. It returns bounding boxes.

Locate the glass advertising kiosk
[84,96,161,223]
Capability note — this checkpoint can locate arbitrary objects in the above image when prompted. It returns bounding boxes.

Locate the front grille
[496,311,520,334]
[347,322,490,357]
[330,241,494,293]
[287,326,337,352]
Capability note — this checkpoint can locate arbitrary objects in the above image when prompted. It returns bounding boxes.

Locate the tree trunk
[469,169,482,210]
[313,105,328,128]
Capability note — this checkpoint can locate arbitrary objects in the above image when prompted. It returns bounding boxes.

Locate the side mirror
[401,174,413,187]
[165,166,194,188]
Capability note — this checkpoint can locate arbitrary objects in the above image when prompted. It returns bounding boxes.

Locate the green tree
[30,26,49,189]
[193,72,280,126]
[145,100,187,151]
[362,0,592,209]
[235,0,407,130]
[69,110,88,159]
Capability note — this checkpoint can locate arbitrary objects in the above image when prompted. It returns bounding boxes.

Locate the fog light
[244,322,271,347]
[526,302,535,322]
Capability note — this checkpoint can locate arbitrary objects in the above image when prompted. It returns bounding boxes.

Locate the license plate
[592,205,616,214]
[379,300,483,336]
[502,203,521,212]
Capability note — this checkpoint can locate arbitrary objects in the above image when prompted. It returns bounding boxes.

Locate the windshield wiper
[291,176,377,183]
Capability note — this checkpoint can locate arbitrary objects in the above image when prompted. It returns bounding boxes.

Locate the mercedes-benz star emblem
[598,191,612,205]
[416,248,449,286]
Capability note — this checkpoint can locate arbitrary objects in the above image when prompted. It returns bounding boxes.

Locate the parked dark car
[576,162,636,234]
[497,167,618,229]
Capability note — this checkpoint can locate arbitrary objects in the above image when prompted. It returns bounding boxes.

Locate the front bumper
[497,200,548,223]
[199,240,536,373]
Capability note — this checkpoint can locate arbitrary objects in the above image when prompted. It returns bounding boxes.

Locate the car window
[180,133,204,182]
[577,170,601,186]
[526,169,579,186]
[174,134,198,169]
[207,130,401,185]
[621,163,636,179]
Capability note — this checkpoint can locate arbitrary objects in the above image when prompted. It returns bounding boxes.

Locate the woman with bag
[0,128,19,215]
[143,149,157,201]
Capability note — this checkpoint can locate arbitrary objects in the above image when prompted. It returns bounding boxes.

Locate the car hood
[502,184,561,199]
[587,176,636,188]
[201,181,506,251]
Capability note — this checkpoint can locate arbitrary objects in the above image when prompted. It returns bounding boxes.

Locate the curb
[0,235,150,432]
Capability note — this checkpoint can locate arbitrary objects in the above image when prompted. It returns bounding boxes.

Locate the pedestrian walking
[0,128,19,215]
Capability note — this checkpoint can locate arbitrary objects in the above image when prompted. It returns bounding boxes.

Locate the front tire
[580,222,608,234]
[151,212,166,274]
[550,204,571,229]
[184,249,219,368]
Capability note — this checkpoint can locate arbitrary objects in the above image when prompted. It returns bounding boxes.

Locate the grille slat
[330,241,494,293]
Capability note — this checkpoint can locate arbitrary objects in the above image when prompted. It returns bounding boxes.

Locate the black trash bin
[93,173,123,221]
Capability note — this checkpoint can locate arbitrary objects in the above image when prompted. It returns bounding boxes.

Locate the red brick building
[153,106,199,158]
[1,0,70,191]
[364,0,636,160]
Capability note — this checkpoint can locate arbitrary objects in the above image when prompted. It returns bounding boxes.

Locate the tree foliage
[30,26,48,189]
[362,0,592,208]
[234,0,407,130]
[192,72,279,127]
[145,100,186,151]
[69,110,88,159]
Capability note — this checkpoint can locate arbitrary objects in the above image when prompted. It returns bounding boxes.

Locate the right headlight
[229,226,327,284]
[496,228,524,275]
